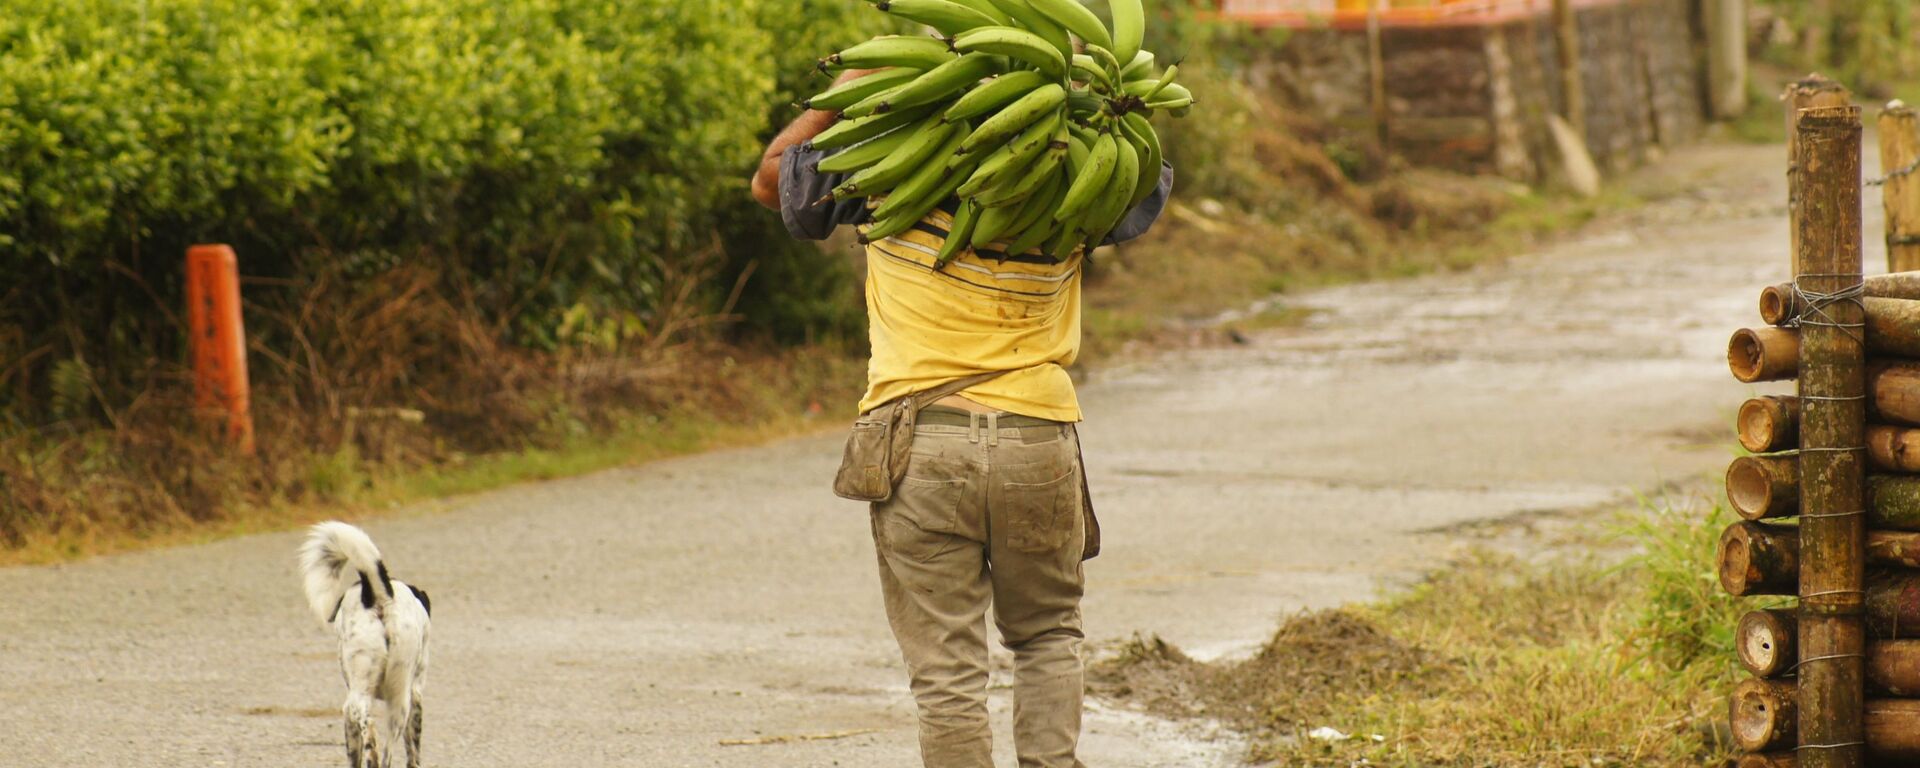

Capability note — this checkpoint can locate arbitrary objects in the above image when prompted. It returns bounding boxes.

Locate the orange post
[186,244,255,454]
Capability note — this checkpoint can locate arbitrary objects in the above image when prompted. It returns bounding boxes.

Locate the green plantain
[801,67,923,112]
[816,126,920,174]
[952,26,1068,79]
[935,199,984,267]
[957,82,1065,155]
[830,114,958,199]
[873,0,999,36]
[821,36,956,72]
[1055,130,1117,221]
[808,103,941,150]
[1025,0,1112,50]
[944,70,1050,122]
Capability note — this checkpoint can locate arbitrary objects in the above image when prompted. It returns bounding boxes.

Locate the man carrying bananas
[752,63,1172,768]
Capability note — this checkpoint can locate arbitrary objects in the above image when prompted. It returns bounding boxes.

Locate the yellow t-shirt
[857,209,1082,422]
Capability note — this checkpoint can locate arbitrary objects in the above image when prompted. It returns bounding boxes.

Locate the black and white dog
[299,522,431,768]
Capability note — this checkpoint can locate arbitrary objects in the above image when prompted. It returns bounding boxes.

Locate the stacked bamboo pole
[1719,78,1875,768]
[1879,102,1920,273]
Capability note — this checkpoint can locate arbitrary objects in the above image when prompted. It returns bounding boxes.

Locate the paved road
[0,140,1850,767]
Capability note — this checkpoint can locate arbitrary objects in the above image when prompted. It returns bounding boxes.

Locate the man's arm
[751,70,874,210]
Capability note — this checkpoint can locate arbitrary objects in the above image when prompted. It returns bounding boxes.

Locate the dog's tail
[298,521,396,624]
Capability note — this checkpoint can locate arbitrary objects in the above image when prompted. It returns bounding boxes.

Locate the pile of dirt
[1089,609,1439,735]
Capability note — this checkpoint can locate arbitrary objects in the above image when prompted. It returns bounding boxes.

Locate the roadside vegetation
[1751,0,1917,98]
[1092,497,1758,766]
[0,3,1635,562]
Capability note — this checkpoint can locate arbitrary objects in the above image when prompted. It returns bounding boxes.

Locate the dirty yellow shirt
[857,208,1082,422]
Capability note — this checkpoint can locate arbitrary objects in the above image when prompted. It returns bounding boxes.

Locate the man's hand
[751,69,877,210]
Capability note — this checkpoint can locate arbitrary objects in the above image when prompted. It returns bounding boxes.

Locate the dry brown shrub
[0,240,848,553]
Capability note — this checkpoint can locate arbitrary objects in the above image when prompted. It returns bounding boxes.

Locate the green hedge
[1,0,896,416]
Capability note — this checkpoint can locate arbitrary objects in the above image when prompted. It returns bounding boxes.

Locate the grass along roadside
[1090,495,1757,766]
[0,346,863,567]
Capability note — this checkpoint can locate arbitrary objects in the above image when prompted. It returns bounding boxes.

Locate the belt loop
[986,412,1000,447]
[967,411,982,444]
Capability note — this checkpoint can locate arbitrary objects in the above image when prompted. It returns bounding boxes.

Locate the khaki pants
[870,411,1087,768]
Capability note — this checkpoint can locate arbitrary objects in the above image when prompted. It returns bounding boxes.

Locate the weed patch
[1092,499,1752,766]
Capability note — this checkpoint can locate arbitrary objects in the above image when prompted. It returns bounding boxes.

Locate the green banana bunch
[798,0,1195,265]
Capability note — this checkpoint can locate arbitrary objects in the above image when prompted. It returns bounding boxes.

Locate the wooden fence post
[1877,102,1920,272]
[1793,103,1867,768]
[1552,0,1585,134]
[185,244,255,455]
[1786,76,1852,272]
[1706,0,1748,119]
[1366,0,1387,147]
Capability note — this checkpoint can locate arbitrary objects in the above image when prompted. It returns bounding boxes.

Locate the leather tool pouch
[832,371,1006,503]
[831,398,916,502]
[1071,424,1100,561]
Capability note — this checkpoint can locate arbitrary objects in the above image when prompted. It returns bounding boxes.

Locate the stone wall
[1242,0,1709,182]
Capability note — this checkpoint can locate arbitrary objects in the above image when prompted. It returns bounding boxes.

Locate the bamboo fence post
[1878,102,1920,272]
[1861,297,1920,357]
[1741,396,1801,453]
[1866,699,1920,759]
[1716,527,1920,583]
[1868,475,1920,531]
[1730,327,1802,382]
[1763,283,1798,326]
[1740,608,1799,678]
[1871,362,1920,426]
[1863,530,1920,568]
[1728,454,1801,520]
[1721,522,1800,596]
[1744,613,1920,694]
[1765,275,1920,325]
[1793,103,1867,768]
[1866,642,1920,696]
[1785,77,1851,276]
[1867,424,1920,473]
[1732,692,1920,758]
[1735,302,1920,374]
[1864,571,1920,636]
[1734,677,1802,752]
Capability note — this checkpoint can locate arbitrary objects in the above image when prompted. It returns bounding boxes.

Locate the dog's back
[298,522,430,768]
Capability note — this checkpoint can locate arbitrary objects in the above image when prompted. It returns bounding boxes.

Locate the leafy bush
[1755,0,1919,92]
[0,0,786,413]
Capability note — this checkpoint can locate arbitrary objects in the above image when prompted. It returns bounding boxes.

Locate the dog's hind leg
[384,689,415,768]
[404,694,423,768]
[344,693,379,768]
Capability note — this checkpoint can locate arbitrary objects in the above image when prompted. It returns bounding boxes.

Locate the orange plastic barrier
[186,244,255,454]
